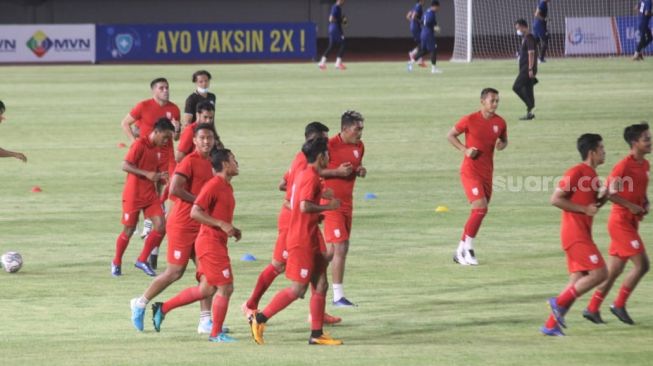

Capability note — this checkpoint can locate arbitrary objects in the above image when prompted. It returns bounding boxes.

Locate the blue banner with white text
[96,23,316,62]
[615,16,653,55]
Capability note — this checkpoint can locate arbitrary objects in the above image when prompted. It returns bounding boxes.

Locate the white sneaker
[407,62,413,72]
[463,249,478,266]
[198,320,230,334]
[431,67,443,74]
[453,251,469,265]
[140,219,153,239]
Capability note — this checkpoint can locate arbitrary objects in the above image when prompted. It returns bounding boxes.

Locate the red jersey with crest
[286,165,322,251]
[558,163,600,249]
[608,154,649,221]
[122,137,161,207]
[454,111,507,181]
[284,152,308,201]
[130,98,180,137]
[323,134,364,210]
[167,151,214,230]
[177,122,197,156]
[194,176,236,256]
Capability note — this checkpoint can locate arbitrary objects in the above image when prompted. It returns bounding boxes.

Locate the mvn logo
[26,30,52,57]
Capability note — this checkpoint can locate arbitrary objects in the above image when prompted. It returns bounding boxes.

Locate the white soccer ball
[1,251,23,273]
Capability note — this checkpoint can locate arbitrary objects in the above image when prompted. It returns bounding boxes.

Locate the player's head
[152,117,175,147]
[302,137,329,168]
[341,110,364,143]
[150,77,169,102]
[624,122,652,153]
[195,101,215,124]
[430,0,440,9]
[514,19,529,34]
[211,148,238,176]
[0,100,5,120]
[577,133,605,164]
[304,121,330,140]
[480,88,500,114]
[192,70,212,91]
[193,123,217,155]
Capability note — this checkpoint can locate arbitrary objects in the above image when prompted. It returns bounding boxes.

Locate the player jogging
[407,0,427,67]
[112,118,175,277]
[248,138,343,346]
[583,123,651,325]
[318,0,348,71]
[182,70,216,126]
[447,88,507,266]
[0,101,27,163]
[533,0,550,63]
[633,0,652,61]
[408,0,442,74]
[540,133,608,336]
[513,19,538,121]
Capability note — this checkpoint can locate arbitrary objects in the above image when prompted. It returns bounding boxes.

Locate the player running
[318,0,348,71]
[249,138,343,345]
[533,0,550,63]
[112,118,175,277]
[583,123,651,325]
[540,133,609,336]
[182,70,216,127]
[633,0,652,61]
[447,88,507,266]
[408,0,442,74]
[406,0,426,67]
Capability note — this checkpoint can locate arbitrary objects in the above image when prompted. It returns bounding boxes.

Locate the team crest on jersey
[282,250,288,259]
[493,125,499,134]
[631,240,640,249]
[124,213,130,221]
[472,187,479,196]
[353,150,360,159]
[589,254,599,264]
[300,268,309,278]
[174,250,181,260]
[334,229,341,238]
[222,269,231,279]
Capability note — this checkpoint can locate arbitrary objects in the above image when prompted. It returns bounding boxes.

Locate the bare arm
[447,127,479,158]
[0,147,27,162]
[174,150,187,163]
[607,179,646,214]
[279,177,287,191]
[300,198,340,213]
[191,204,241,241]
[169,174,195,203]
[122,161,166,182]
[528,49,535,78]
[181,113,193,128]
[120,114,137,142]
[496,136,508,151]
[550,189,598,216]
[320,162,353,178]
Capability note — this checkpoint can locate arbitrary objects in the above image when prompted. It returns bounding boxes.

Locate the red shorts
[323,210,352,244]
[285,245,327,285]
[460,173,492,203]
[564,242,606,273]
[196,251,232,287]
[273,206,291,263]
[121,200,164,226]
[608,213,645,260]
[166,225,199,266]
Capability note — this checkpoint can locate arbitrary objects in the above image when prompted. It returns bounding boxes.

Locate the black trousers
[413,46,437,65]
[513,72,537,112]
[536,34,549,60]
[637,26,653,53]
[322,38,346,59]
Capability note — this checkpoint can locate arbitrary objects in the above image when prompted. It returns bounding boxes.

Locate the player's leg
[319,36,336,69]
[308,255,342,345]
[610,251,649,324]
[513,73,535,120]
[135,212,165,276]
[130,262,186,331]
[113,206,140,276]
[430,45,442,74]
[329,240,351,306]
[455,176,488,266]
[539,32,549,62]
[584,255,625,323]
[244,258,284,317]
[208,284,235,342]
[335,37,346,70]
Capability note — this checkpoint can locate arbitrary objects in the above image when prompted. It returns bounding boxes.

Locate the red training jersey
[122,137,162,207]
[284,151,308,201]
[194,176,236,256]
[177,122,197,157]
[558,163,600,249]
[167,150,214,230]
[323,134,364,210]
[286,165,322,251]
[608,154,649,221]
[130,98,180,137]
[454,111,507,181]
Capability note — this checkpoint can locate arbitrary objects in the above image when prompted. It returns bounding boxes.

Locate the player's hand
[584,203,599,216]
[434,25,441,34]
[145,171,160,182]
[356,166,367,178]
[13,152,27,163]
[496,140,507,151]
[528,70,534,78]
[629,205,646,216]
[327,198,341,211]
[233,227,242,242]
[337,162,353,176]
[342,16,348,26]
[644,201,650,215]
[322,188,335,200]
[465,147,479,159]
[160,172,169,182]
[0,115,5,123]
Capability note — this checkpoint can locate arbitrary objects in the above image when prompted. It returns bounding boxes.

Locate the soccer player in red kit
[583,123,651,325]
[540,133,609,336]
[112,118,175,277]
[322,110,366,307]
[151,149,241,343]
[242,122,342,324]
[130,124,219,333]
[447,88,507,266]
[249,138,343,346]
[176,102,222,163]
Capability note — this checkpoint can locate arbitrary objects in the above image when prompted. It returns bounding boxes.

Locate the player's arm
[527,45,535,78]
[496,133,508,151]
[606,177,646,214]
[190,204,241,241]
[447,127,478,158]
[406,10,414,21]
[122,161,166,182]
[120,114,137,142]
[169,174,195,203]
[181,113,193,127]
[320,162,353,178]
[0,147,27,162]
[175,151,187,163]
[300,198,340,213]
[279,177,288,191]
[550,188,599,216]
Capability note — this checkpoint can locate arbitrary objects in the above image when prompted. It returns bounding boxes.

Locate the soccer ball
[1,251,23,273]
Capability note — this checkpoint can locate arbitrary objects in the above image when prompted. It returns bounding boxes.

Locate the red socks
[210,295,229,338]
[613,286,632,308]
[113,232,130,265]
[556,286,578,308]
[461,208,487,240]
[587,290,605,313]
[162,286,203,314]
[262,287,299,320]
[246,264,282,310]
[310,292,326,331]
[138,230,164,263]
[544,314,557,329]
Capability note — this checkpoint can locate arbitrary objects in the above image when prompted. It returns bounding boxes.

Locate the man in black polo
[513,19,538,121]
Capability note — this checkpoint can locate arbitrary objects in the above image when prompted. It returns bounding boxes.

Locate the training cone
[435,205,449,213]
[31,186,42,193]
[241,253,256,262]
[117,142,127,148]
[364,192,378,200]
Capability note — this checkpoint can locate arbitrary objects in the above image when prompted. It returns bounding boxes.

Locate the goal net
[452,0,646,61]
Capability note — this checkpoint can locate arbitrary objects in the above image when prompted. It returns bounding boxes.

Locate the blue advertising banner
[96,23,316,62]
[615,16,653,55]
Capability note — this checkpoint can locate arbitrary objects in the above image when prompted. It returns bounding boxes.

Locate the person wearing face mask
[513,19,538,121]
[183,70,216,127]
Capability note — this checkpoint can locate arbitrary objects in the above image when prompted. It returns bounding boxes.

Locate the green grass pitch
[0,59,652,365]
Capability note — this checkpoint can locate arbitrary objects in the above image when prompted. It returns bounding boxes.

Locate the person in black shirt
[513,19,538,121]
[183,70,216,127]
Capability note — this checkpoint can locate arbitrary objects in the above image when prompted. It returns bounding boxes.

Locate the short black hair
[624,122,650,147]
[0,100,5,114]
[431,0,440,6]
[150,77,168,89]
[304,121,329,139]
[153,117,175,132]
[195,101,215,114]
[341,110,364,130]
[515,19,528,28]
[577,133,603,160]
[480,88,499,99]
[210,148,232,172]
[302,137,328,163]
[192,70,212,83]
[193,123,217,137]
